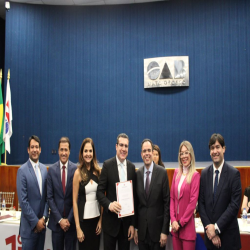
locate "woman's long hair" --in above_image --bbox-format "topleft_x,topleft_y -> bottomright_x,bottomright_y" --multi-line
78,138 -> 101,183
177,141 -> 196,184
153,144 -> 165,168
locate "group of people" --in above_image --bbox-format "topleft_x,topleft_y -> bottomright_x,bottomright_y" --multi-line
16,133 -> 242,250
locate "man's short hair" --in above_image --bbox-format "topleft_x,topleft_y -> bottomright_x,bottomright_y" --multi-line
58,137 -> 71,150
116,133 -> 129,144
28,135 -> 41,148
208,133 -> 225,149
141,139 -> 153,150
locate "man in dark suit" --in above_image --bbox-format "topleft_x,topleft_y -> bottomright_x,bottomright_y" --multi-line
16,135 -> 49,250
47,137 -> 77,250
134,139 -> 170,250
199,133 -> 241,250
97,133 -> 136,250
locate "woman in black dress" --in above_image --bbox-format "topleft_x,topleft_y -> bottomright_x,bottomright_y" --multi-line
73,138 -> 102,250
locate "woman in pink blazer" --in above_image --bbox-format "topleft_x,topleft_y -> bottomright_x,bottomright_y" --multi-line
170,141 -> 200,250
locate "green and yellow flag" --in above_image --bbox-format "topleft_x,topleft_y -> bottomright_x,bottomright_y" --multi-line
0,69 -> 5,164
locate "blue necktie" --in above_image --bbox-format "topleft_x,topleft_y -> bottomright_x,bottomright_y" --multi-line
213,170 -> 219,203
35,164 -> 41,195
120,163 -> 126,182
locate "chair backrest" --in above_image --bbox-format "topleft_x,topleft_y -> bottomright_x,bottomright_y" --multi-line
1,192 -> 15,210
18,201 -> 21,211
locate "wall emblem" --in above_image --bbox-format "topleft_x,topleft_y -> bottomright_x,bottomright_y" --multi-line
144,56 -> 189,88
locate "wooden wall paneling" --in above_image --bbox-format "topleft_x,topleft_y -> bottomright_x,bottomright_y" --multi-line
0,166 -> 19,210
1,165 -> 250,218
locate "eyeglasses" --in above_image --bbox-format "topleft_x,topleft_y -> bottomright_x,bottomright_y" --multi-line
118,143 -> 128,148
142,149 -> 152,153
179,151 -> 190,157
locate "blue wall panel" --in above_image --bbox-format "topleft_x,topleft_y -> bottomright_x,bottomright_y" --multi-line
4,0 -> 250,164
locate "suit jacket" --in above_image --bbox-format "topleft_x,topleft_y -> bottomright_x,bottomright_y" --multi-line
198,162 -> 241,250
97,156 -> 136,237
135,163 -> 170,242
170,169 -> 200,241
47,160 -> 77,232
16,160 -> 49,238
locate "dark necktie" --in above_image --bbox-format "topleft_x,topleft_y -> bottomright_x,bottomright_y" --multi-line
213,170 -> 219,202
145,171 -> 151,198
62,166 -> 66,217
62,166 -> 66,194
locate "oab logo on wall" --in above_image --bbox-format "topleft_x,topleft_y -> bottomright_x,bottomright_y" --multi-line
144,56 -> 189,88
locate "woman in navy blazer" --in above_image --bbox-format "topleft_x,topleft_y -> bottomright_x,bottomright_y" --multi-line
170,141 -> 200,250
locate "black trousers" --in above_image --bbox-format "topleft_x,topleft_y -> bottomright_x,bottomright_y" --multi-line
138,228 -> 165,250
103,221 -> 130,250
52,228 -> 77,250
79,216 -> 100,250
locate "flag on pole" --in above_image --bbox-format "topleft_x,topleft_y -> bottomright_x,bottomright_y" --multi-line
3,77 -> 12,154
0,73 -> 5,163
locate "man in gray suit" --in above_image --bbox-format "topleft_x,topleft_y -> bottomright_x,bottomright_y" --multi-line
17,135 -> 49,250
134,139 -> 170,250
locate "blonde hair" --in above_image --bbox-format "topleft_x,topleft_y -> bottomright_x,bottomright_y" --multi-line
177,141 -> 196,184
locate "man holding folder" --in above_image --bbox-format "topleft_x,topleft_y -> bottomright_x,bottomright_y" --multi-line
97,133 -> 136,250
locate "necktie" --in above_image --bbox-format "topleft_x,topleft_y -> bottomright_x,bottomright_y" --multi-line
145,171 -> 151,198
213,170 -> 219,202
62,166 -> 66,194
120,163 -> 126,182
35,164 -> 41,195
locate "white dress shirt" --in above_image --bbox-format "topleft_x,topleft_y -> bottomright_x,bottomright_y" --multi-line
213,159 -> 224,234
30,158 -> 42,194
213,160 -> 224,191
116,155 -> 127,182
108,156 -> 127,210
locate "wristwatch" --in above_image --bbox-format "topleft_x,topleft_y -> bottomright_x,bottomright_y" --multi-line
43,216 -> 48,223
215,229 -> 219,235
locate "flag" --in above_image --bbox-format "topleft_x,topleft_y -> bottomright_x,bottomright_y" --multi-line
3,78 -> 12,154
0,75 -> 5,163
